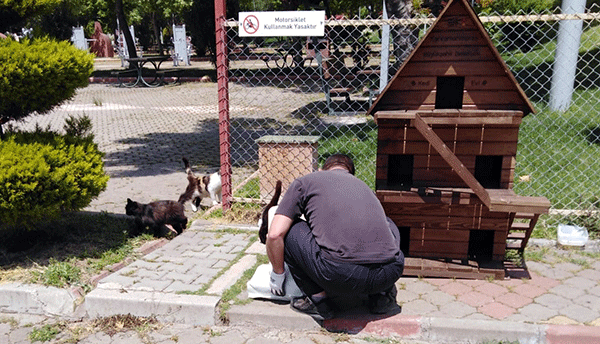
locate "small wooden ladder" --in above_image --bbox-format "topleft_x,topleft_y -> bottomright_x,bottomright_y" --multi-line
506,213 -> 541,253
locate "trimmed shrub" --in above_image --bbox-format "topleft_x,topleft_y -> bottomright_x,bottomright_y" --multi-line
0,38 -> 94,127
0,128 -> 109,227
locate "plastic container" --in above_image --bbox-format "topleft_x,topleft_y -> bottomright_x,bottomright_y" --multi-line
557,224 -> 589,247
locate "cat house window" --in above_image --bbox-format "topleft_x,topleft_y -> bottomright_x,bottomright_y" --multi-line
387,154 -> 413,190
474,155 -> 503,189
435,76 -> 465,109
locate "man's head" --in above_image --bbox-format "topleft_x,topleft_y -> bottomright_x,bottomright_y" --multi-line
322,154 -> 355,175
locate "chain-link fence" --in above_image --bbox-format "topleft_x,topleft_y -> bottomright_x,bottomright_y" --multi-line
223,6 -> 600,229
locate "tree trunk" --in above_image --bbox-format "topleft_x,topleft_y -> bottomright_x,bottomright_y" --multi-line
115,0 -> 137,60
152,12 -> 164,55
385,0 -> 419,74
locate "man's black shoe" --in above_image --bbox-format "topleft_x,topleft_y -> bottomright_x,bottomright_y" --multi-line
368,285 -> 399,314
291,296 -> 334,320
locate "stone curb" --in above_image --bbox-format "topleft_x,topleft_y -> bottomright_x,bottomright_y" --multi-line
545,324 -> 600,344
88,76 -> 207,84
0,283 -> 81,319
84,288 -> 220,325
226,302 -> 600,344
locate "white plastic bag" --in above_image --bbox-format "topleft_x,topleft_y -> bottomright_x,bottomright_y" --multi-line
247,263 -> 303,301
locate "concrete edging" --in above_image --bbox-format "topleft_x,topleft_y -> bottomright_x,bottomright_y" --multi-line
0,283 -> 81,318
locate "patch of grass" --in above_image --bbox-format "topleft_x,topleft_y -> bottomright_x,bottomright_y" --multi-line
0,316 -> 18,328
91,314 -> 161,337
530,212 -> 600,241
524,246 -> 552,263
530,214 -> 557,240
202,202 -> 262,225
213,227 -> 254,235
203,327 -> 223,336
315,120 -> 378,189
333,333 -> 352,342
504,249 -> 524,266
0,212 -> 156,290
31,258 -> 82,288
525,244 -> 600,266
88,234 -> 154,271
29,323 -> 64,342
234,177 -> 260,199
362,337 -> 402,343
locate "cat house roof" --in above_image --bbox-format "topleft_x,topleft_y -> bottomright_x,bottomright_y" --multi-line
367,0 -> 535,116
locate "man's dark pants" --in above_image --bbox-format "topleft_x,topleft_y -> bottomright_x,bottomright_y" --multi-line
283,220 -> 404,298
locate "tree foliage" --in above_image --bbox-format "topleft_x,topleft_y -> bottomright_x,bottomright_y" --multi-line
0,0 -> 61,32
478,0 -> 558,14
0,38 -> 94,129
185,0 -> 238,59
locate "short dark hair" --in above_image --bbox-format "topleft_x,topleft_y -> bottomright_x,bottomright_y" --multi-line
322,154 -> 355,175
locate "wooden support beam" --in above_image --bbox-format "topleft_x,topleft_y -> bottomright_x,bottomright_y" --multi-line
413,114 -> 492,209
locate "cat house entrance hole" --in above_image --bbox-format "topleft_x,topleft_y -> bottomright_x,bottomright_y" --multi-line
435,76 -> 465,109
399,226 -> 411,256
468,229 -> 494,261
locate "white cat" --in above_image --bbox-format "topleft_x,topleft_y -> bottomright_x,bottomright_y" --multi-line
178,158 -> 222,211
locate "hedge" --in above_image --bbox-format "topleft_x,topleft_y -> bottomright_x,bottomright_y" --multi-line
0,130 -> 109,227
0,38 -> 94,124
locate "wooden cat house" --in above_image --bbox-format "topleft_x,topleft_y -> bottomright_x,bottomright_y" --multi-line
367,0 -> 551,279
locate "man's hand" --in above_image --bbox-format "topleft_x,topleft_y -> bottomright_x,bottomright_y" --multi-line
269,270 -> 286,296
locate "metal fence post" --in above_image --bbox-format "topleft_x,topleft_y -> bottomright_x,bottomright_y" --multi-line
549,0 -> 587,112
215,0 -> 232,211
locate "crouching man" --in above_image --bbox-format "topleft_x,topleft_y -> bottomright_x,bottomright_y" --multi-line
266,153 -> 404,320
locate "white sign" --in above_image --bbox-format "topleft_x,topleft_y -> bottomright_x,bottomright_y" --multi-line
239,11 -> 325,37
173,24 -> 189,66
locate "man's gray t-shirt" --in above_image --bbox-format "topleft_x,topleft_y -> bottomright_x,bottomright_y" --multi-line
275,169 -> 399,264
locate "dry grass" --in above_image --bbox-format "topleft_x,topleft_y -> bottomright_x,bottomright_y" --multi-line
91,314 -> 162,336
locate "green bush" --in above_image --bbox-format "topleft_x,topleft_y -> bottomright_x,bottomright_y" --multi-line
0,38 -> 94,128
0,128 -> 109,227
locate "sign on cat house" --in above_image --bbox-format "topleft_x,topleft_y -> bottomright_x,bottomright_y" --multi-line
367,0 -> 550,279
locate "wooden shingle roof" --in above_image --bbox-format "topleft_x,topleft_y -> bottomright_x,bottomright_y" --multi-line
368,0 -> 535,116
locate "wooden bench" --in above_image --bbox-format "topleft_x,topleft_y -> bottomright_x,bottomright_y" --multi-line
328,88 -> 351,101
155,68 -> 182,84
111,70 -> 138,87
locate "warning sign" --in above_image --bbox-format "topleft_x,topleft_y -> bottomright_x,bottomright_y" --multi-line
242,15 -> 259,35
239,11 -> 325,37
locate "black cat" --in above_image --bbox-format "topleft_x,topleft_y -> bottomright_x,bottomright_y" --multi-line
125,198 -> 187,237
258,180 -> 282,244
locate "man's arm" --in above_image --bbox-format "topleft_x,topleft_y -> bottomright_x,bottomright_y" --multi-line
266,214 -> 293,274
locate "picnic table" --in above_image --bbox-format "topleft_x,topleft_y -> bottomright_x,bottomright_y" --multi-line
114,56 -> 171,87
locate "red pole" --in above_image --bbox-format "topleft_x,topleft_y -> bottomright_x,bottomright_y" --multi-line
215,0 -> 231,211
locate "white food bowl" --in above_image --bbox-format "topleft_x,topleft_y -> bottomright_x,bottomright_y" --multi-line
557,224 -> 589,247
